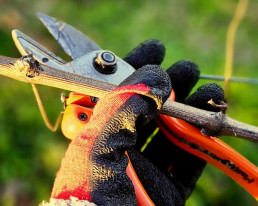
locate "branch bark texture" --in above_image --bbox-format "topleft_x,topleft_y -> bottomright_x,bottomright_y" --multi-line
0,55 -> 257,142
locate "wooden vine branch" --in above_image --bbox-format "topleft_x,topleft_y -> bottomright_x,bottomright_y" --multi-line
0,55 -> 258,143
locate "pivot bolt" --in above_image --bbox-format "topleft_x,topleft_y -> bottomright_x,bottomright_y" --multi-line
94,51 -> 117,74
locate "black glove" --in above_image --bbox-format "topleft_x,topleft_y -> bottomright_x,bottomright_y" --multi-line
47,63 -> 171,205
123,39 -> 225,205
46,39 -> 224,206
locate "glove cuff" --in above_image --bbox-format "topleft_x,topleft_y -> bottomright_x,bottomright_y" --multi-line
40,196 -> 97,206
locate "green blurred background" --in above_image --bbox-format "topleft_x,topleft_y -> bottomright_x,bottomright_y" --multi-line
0,0 -> 257,205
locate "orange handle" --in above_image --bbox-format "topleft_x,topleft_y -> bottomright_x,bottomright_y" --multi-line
61,92 -> 155,205
157,90 -> 258,200
126,152 -> 155,206
61,104 -> 93,140
61,91 -> 258,202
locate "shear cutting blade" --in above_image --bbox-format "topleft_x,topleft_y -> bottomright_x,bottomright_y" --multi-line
12,29 -> 73,73
37,12 -> 101,60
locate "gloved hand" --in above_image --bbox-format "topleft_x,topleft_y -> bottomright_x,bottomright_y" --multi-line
124,40 -> 224,205
42,40 -> 224,206
41,62 -> 171,205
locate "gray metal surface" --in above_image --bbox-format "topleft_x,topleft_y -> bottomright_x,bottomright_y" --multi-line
12,29 -> 135,85
12,30 -> 71,73
67,51 -> 135,85
37,12 -> 101,59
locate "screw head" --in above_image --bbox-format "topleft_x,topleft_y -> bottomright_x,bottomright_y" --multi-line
78,113 -> 88,121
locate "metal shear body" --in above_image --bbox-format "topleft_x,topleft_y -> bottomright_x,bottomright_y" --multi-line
12,13 -> 135,86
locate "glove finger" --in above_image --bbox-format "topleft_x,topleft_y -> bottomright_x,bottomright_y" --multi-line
122,40 -> 166,146
185,83 -> 224,112
139,130 -> 206,202
128,148 -> 184,206
123,39 -> 165,70
119,65 -> 171,103
163,83 -> 225,198
140,82 -> 225,201
166,60 -> 200,102
131,62 -> 224,203
123,63 -> 172,150
135,59 -> 200,149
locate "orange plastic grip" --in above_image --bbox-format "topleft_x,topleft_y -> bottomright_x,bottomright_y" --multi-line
61,104 -> 93,140
157,90 -> 258,200
61,92 -> 155,205
61,92 -> 95,140
126,152 -> 155,206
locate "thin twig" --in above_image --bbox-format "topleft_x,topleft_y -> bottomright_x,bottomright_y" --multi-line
0,55 -> 257,142
224,0 -> 249,96
31,83 -> 63,132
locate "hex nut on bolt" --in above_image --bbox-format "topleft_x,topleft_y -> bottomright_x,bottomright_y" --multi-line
94,50 -> 117,74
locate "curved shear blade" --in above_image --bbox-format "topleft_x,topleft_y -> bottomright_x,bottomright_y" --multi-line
12,29 -> 73,73
37,12 -> 101,60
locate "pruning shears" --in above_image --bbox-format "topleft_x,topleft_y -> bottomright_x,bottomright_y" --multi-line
9,13 -> 258,204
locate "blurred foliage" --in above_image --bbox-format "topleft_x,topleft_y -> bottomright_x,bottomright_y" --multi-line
0,0 -> 257,205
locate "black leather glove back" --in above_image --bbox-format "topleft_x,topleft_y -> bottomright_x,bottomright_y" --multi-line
123,40 -> 225,205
